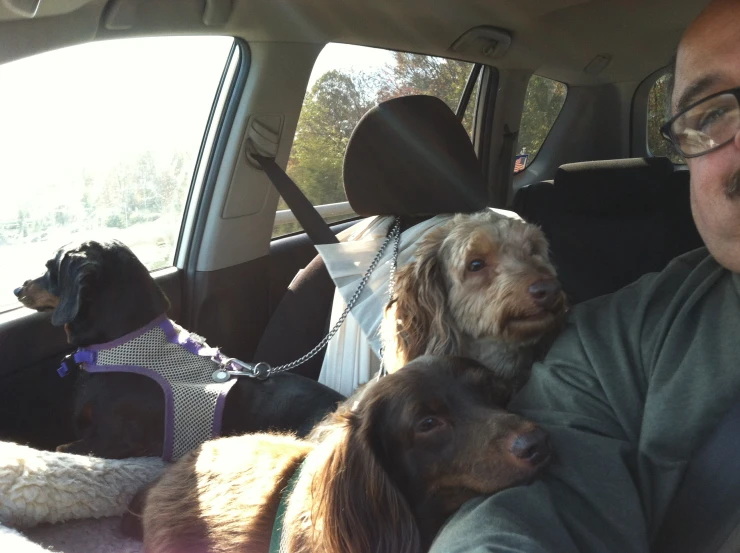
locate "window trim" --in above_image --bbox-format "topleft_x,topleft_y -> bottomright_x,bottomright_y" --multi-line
176,38 -> 246,269
514,74 -> 569,173
182,38 -> 251,281
273,201 -> 356,229
631,65 -> 673,159
478,65 -> 500,185
456,63 -> 483,119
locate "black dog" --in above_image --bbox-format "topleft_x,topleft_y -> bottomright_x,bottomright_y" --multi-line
14,240 -> 344,459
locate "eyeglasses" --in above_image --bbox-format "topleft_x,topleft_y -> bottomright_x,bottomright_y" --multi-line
661,87 -> 740,158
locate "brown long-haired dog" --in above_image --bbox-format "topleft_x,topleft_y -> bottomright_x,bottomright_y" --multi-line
384,210 -> 567,387
138,356 -> 551,553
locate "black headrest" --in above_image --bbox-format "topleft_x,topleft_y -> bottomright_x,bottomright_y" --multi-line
554,157 -> 675,215
343,95 -> 488,217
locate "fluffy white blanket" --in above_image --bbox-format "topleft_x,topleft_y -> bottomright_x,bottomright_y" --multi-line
0,441 -> 166,552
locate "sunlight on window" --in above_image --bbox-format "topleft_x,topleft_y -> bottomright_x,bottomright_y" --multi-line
0,36 -> 234,313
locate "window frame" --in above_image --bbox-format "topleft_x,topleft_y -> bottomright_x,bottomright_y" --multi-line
631,64 -> 686,164
514,74 -> 569,174
178,38 -> 249,270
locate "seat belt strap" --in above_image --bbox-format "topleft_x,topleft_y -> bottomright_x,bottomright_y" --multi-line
493,124 -> 517,207
253,153 -> 339,245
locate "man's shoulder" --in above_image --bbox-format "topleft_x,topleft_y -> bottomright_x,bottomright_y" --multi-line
664,246 -> 717,274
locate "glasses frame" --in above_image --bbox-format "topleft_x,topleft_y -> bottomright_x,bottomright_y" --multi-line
660,86 -> 740,159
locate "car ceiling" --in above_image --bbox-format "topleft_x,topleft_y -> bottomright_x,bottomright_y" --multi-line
0,0 -> 712,85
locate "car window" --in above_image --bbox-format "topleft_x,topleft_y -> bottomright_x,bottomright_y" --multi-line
515,75 -> 568,173
273,44 -> 478,238
647,73 -> 684,164
0,36 -> 235,314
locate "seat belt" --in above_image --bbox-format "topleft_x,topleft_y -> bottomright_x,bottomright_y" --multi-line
252,153 -> 339,246
653,399 -> 740,553
492,124 -> 517,207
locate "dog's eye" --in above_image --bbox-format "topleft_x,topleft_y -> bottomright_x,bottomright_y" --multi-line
416,416 -> 445,433
467,259 -> 485,272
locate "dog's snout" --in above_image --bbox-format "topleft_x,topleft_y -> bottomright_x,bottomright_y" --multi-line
15,280 -> 33,298
528,279 -> 561,309
510,427 -> 550,466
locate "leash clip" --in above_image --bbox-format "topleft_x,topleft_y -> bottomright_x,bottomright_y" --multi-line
211,357 -> 271,382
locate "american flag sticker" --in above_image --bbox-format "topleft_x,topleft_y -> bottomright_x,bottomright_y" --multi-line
514,154 -> 529,174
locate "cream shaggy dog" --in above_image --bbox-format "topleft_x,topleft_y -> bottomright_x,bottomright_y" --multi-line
383,210 -> 567,386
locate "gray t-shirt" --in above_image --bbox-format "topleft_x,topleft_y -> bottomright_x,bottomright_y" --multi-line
430,247 -> 740,552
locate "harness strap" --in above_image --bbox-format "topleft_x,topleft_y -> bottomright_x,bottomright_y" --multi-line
58,316 -> 236,461
269,463 -> 304,553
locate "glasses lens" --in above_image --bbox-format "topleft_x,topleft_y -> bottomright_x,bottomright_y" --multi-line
671,92 -> 740,156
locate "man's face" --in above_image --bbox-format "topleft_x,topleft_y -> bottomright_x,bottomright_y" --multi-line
673,0 -> 740,273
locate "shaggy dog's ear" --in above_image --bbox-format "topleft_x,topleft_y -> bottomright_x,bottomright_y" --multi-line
51,252 -> 100,326
385,226 -> 462,369
306,405 -> 420,553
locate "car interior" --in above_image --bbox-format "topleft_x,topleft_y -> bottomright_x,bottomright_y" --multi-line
0,0 -> 714,546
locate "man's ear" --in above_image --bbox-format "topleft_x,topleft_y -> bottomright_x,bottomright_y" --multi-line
51,253 -> 99,327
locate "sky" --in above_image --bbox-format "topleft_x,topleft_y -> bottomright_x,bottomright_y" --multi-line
309,43 -> 393,88
0,38 -> 391,223
0,36 -> 232,221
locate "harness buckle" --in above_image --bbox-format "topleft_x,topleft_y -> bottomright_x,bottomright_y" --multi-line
210,357 -> 271,382
57,354 -> 77,378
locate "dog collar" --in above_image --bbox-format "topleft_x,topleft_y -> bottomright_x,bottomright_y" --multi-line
60,315 -> 237,461
268,461 -> 304,553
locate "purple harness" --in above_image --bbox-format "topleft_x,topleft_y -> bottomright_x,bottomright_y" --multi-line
60,315 -> 237,461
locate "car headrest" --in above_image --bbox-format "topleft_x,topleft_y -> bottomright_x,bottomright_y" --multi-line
343,95 -> 489,217
554,157 -> 675,215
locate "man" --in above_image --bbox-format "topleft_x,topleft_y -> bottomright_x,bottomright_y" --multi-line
429,0 -> 740,551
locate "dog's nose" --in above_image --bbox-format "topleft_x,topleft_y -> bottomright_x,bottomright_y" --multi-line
13,286 -> 23,297
528,279 -> 562,309
510,427 -> 550,466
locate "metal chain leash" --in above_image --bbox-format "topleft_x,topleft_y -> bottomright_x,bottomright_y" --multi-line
211,217 -> 402,382
376,215 -> 401,380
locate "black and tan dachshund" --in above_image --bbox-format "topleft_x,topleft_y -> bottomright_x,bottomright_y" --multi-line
14,239 -> 344,459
